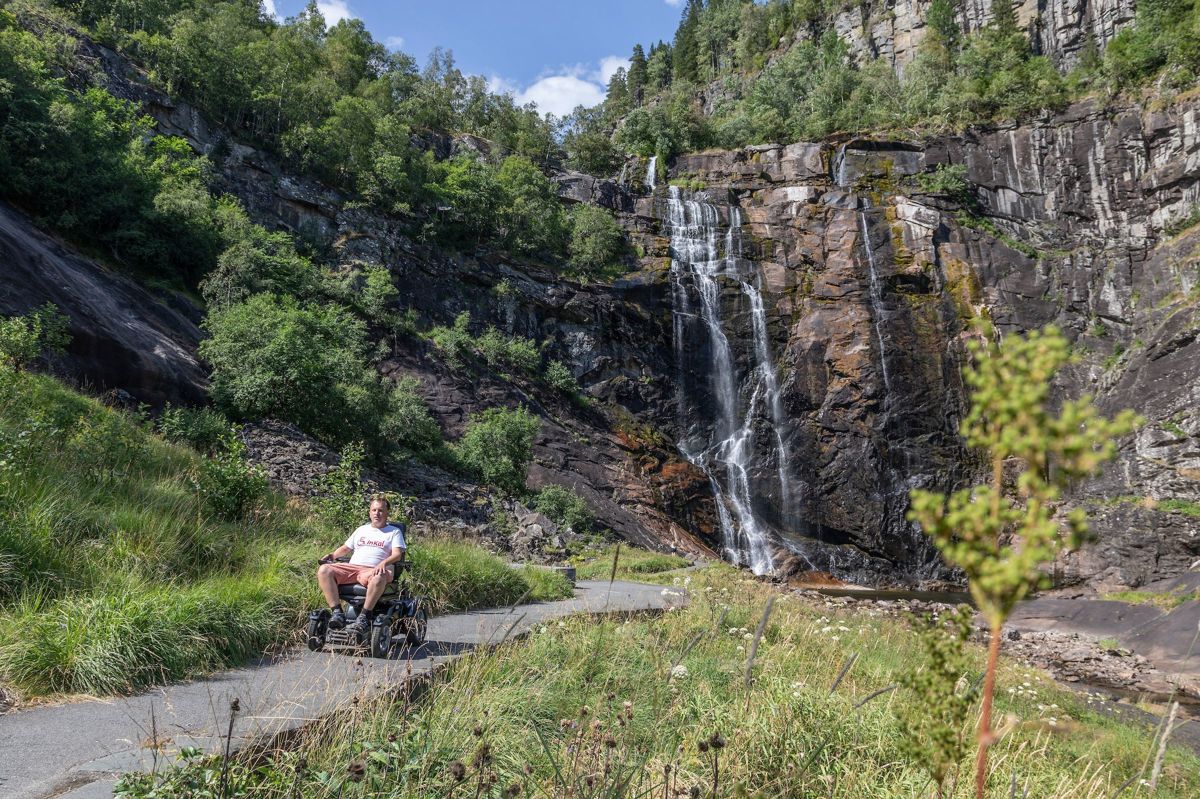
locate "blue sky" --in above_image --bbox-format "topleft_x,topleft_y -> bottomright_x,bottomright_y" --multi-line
264,1 -> 685,116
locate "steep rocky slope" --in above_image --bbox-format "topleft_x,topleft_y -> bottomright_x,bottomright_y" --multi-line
586,95 -> 1199,589
5,24 -> 1196,592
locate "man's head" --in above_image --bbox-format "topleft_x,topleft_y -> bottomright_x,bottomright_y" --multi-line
368,494 -> 390,527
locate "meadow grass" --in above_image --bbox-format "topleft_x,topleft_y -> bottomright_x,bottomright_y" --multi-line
1102,590 -> 1199,610
116,565 -> 1200,798
572,545 -> 691,582
0,372 -> 570,700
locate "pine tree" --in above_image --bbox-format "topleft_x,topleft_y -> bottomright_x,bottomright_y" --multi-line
627,44 -> 648,105
926,0 -> 961,52
673,0 -> 702,83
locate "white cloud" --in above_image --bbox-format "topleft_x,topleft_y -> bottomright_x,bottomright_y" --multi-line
385,35 -> 405,50
261,0 -> 280,20
515,75 -> 606,116
596,55 -> 630,85
317,0 -> 355,26
664,0 -> 683,6
489,55 -> 627,117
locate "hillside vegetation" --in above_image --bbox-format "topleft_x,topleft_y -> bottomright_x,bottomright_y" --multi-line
116,568 -> 1200,799
0,369 -> 569,700
567,0 -> 1200,170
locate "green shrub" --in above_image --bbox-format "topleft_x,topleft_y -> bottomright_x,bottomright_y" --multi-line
568,204 -> 625,274
916,164 -> 972,203
454,406 -> 540,494
545,360 -> 581,394
313,443 -> 385,533
0,304 -> 70,371
380,377 -> 442,455
477,328 -> 541,373
156,404 -> 231,454
193,432 -> 268,521
533,485 -> 595,533
495,155 -> 567,256
428,311 -> 474,367
517,565 -> 575,601
200,294 -> 389,446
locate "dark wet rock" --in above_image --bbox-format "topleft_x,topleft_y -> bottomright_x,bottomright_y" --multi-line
0,203 -> 206,407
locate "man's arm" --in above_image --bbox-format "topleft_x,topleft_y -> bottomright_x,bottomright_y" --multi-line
323,544 -> 353,562
371,546 -> 406,577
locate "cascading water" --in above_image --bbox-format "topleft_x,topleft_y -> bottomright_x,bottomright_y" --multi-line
666,187 -> 794,575
857,207 -> 893,398
645,156 -> 657,190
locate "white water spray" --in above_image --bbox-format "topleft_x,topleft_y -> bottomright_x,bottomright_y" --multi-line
858,207 -> 893,398
645,156 -> 657,190
666,187 -> 794,575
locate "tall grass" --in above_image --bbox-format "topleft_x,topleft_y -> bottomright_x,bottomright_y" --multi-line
0,372 -> 570,700
116,566 -> 1200,798
573,545 -> 690,581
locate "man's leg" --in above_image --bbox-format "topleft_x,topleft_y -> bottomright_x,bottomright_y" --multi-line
361,571 -> 393,612
317,564 -> 341,608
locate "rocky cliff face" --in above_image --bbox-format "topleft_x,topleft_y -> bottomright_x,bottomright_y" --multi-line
597,94 -> 1199,589
807,0 -> 1134,76
12,30 -> 1194,592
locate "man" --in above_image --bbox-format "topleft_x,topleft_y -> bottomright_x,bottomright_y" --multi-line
317,494 -> 407,636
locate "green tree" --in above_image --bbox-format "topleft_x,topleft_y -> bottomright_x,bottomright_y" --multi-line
627,44 -> 648,105
908,324 -> 1139,799
454,406 -> 540,494
200,294 -> 380,445
568,204 -> 625,274
495,156 -> 566,256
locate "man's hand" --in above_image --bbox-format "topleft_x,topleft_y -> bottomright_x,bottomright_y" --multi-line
319,554 -> 335,565
371,564 -> 388,579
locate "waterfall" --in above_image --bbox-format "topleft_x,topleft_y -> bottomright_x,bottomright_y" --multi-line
858,207 -> 893,398
645,156 -> 657,190
666,187 -> 792,575
617,161 -> 628,187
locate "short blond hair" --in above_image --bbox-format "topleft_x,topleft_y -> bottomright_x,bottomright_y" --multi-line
369,494 -> 390,511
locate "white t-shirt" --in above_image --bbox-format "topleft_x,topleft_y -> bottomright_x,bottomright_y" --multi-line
344,523 -> 406,568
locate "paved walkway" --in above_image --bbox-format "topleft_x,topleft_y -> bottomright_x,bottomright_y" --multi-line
0,580 -> 683,799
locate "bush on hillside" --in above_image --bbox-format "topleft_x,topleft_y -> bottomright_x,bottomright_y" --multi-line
545,360 -> 581,395
192,432 -> 268,521
429,311 -> 474,367
201,294 -> 436,450
476,328 -> 541,373
454,406 -> 540,494
0,304 -> 70,371
156,404 -> 231,454
533,485 -> 594,533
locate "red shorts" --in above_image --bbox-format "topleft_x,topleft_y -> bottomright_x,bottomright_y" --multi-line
323,562 -> 393,587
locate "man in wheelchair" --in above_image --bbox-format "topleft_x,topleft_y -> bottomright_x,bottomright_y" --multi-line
317,494 -> 406,637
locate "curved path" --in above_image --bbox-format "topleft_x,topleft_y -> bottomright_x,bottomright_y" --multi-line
0,579 -> 683,799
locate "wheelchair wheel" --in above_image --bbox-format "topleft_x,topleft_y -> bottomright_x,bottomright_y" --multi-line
405,606 -> 428,646
305,610 -> 328,652
369,619 -> 393,659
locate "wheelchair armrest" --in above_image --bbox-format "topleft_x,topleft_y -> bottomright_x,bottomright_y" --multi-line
394,560 -> 412,573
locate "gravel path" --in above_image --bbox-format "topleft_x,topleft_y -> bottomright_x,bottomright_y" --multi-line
0,579 -> 684,799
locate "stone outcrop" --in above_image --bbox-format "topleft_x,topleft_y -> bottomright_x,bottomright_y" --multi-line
798,0 -> 1134,77
0,203 -> 206,406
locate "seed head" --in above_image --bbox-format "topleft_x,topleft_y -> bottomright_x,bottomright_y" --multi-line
579,705 -> 591,716
229,698 -> 241,713
346,760 -> 366,782
709,732 -> 726,750
448,761 -> 467,781
697,740 -> 710,754
507,783 -> 522,797
473,724 -> 484,737
689,786 -> 701,798
604,736 -> 617,749
387,732 -> 397,743
472,743 -> 492,768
